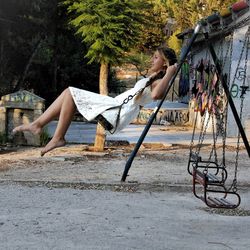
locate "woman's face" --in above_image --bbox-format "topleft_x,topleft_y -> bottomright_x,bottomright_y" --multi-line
150,50 -> 169,72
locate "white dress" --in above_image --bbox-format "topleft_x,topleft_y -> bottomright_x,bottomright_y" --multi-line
69,77 -> 153,133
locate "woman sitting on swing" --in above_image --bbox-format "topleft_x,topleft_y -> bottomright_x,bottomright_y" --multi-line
13,46 -> 178,156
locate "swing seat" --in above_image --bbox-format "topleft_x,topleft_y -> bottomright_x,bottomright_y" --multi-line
205,194 -> 241,209
193,165 -> 227,185
187,152 -> 221,177
193,166 -> 241,209
96,115 -> 114,131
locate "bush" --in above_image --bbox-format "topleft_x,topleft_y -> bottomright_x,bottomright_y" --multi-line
40,127 -> 51,146
0,133 -> 7,145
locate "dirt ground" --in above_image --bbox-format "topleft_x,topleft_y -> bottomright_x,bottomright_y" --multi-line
0,143 -> 249,189
0,143 -> 250,249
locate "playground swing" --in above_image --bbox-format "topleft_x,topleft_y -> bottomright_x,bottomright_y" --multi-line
192,87 -> 247,209
121,21 -> 250,205
191,109 -> 241,209
189,28 -> 249,209
187,35 -> 233,178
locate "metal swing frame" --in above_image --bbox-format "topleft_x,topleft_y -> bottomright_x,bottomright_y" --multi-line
121,21 -> 250,183
191,27 -> 249,209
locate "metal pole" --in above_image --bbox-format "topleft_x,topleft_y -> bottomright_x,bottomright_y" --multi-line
121,23 -> 202,182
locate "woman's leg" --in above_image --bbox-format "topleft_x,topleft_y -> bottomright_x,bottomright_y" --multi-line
40,88 -> 76,156
13,88 -> 69,134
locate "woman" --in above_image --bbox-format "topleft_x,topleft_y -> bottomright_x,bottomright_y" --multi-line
13,47 -> 177,156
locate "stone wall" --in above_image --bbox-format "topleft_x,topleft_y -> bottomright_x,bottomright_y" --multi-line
0,90 -> 45,146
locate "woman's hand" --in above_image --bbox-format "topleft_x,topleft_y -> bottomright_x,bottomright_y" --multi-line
151,63 -> 178,100
165,63 -> 178,76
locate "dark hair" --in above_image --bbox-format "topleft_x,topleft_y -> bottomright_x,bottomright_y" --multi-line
157,46 -> 177,66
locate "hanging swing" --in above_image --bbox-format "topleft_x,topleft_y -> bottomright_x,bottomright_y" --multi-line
188,28 -> 249,209
188,44 -> 225,178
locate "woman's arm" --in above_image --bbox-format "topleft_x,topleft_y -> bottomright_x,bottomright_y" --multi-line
151,64 -> 177,100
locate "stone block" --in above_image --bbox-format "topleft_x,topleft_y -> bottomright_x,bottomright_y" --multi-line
0,90 -> 45,146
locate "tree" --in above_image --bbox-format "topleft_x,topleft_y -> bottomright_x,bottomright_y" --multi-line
0,0 -> 56,93
0,0 -> 100,101
165,0 -> 238,30
64,0 -> 152,151
164,0 -> 238,52
136,0 -> 169,51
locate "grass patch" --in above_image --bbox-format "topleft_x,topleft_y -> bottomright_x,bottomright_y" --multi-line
0,132 -> 7,145
40,127 -> 51,146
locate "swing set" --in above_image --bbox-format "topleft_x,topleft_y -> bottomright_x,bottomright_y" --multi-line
120,17 -> 250,209
188,27 -> 249,208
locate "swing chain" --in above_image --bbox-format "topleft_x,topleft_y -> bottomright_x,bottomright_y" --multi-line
230,28 -> 249,93
109,71 -> 167,133
222,33 -> 233,70
108,86 -> 147,134
197,34 -> 233,167
221,34 -> 233,167
232,29 -> 249,191
120,70 -> 166,107
121,86 -> 145,106
207,113 -> 218,164
221,33 -> 234,167
196,111 -> 211,156
221,102 -> 228,167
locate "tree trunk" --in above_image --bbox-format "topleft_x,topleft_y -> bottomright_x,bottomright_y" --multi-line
93,62 -> 109,151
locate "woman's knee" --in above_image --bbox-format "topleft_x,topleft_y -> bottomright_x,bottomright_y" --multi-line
65,88 -> 76,107
62,87 -> 71,98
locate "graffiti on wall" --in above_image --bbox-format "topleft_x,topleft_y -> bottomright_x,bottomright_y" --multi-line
136,108 -> 189,125
230,66 -> 249,98
164,110 -> 189,124
8,92 -> 35,102
1,90 -> 44,104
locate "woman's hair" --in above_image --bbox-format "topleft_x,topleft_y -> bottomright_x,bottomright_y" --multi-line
157,46 -> 177,66
147,47 -> 177,83
135,47 -> 177,101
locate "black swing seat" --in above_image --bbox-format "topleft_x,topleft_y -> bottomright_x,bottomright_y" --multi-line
193,165 -> 227,185
204,193 -> 241,209
187,152 -> 220,176
193,166 -> 241,209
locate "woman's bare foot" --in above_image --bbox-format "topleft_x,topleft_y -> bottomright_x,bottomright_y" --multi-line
12,122 -> 42,135
40,138 -> 66,157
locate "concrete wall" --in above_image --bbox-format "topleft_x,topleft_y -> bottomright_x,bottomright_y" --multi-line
227,25 -> 250,138
188,24 -> 249,139
0,90 -> 45,146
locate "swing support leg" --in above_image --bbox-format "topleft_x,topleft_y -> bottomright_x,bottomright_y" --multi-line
121,21 -> 250,182
121,23 -> 202,182
204,32 -> 250,158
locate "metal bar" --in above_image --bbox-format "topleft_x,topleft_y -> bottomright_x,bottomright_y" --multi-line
121,23 -> 202,182
205,33 -> 250,158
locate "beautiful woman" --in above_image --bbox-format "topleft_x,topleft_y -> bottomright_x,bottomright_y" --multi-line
13,47 -> 177,156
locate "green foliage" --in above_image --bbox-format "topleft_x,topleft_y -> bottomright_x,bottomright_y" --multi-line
40,127 -> 51,146
63,0 -> 153,65
165,0 -> 238,31
121,51 -> 151,77
0,0 -> 239,100
168,29 -> 182,55
0,133 -> 7,145
136,0 -> 169,51
0,0 -> 100,100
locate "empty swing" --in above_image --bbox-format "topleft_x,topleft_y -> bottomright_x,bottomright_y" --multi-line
188,29 -> 249,209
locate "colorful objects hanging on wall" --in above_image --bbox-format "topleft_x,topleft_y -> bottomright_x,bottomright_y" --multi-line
231,0 -> 249,12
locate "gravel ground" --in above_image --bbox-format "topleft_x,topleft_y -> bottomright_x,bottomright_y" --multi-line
0,184 -> 250,250
0,144 -> 249,249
